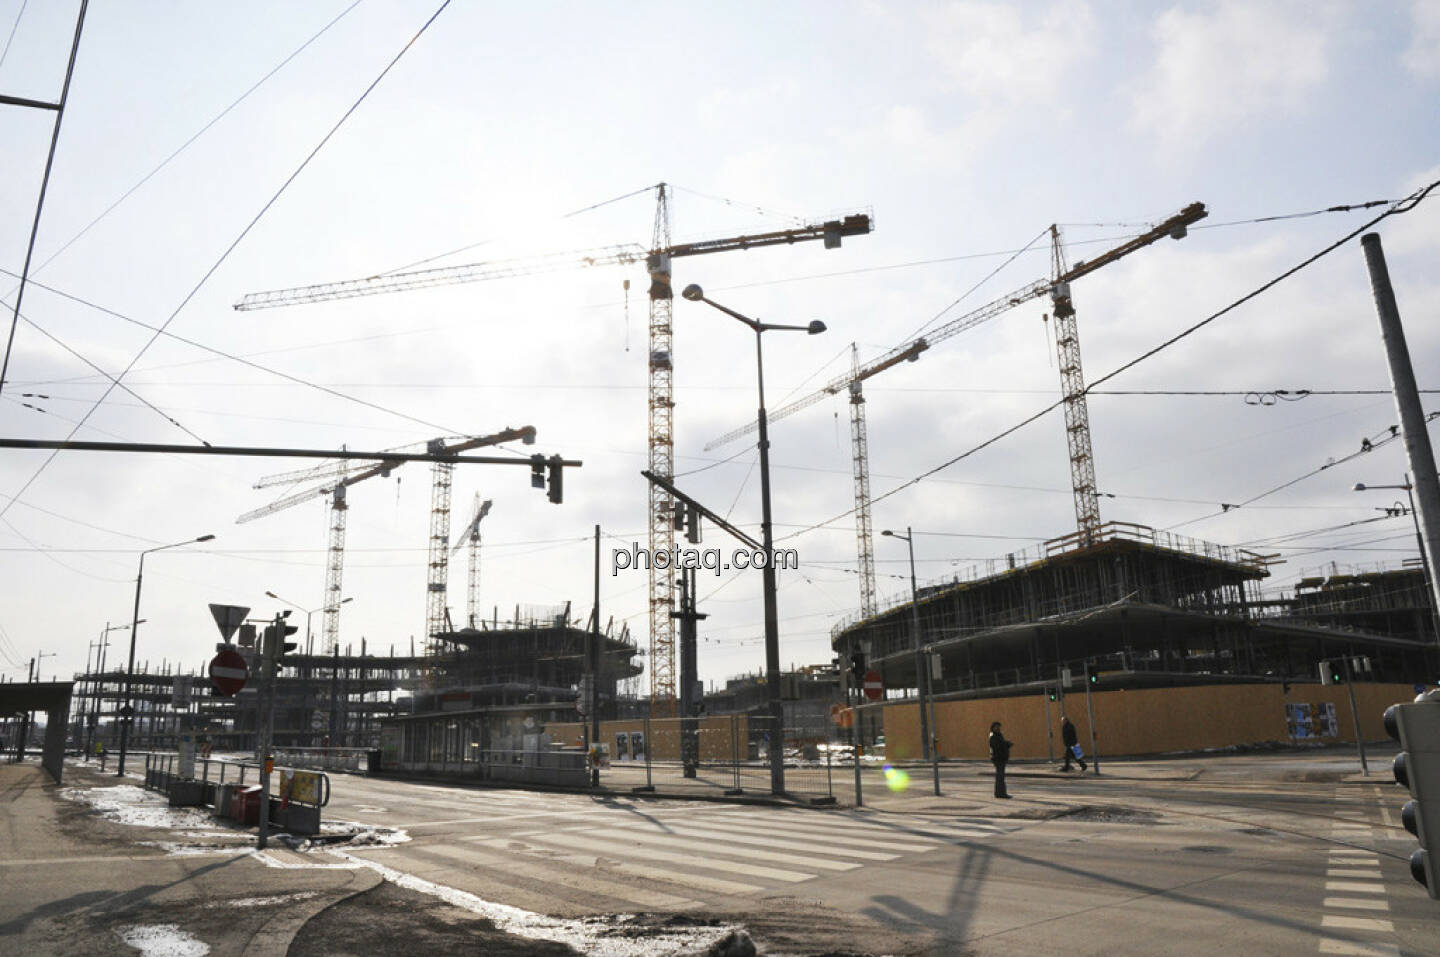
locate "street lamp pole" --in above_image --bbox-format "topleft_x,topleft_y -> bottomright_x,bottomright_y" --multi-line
882,527 -> 939,794
682,283 -> 825,796
266,591 -> 352,657
117,534 -> 214,776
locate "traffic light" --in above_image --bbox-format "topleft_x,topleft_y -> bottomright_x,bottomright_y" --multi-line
1047,687 -> 1058,702
1384,692 -> 1440,898
546,454 -> 563,504
1319,661 -> 1344,685
849,651 -> 865,684
262,618 -> 300,664
1089,672 -> 1099,685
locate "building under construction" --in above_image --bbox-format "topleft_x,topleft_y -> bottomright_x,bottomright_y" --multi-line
834,521 -> 1439,759
64,602 -> 641,755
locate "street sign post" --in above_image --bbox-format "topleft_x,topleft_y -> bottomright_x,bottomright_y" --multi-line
208,646 -> 249,697
208,603 -> 250,643
863,670 -> 883,701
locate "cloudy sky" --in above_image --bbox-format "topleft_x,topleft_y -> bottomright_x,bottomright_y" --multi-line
1,1 -> 1437,695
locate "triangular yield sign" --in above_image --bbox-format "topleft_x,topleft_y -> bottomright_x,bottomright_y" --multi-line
208,603 -> 250,641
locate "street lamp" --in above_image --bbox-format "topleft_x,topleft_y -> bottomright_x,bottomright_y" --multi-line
117,533 -> 215,776
265,591 -> 353,655
881,527 -> 941,795
681,283 -> 825,796
85,622 -> 131,759
1354,476 -> 1440,647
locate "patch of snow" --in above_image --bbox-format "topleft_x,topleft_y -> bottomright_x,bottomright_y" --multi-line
61,785 -> 216,830
323,821 -> 410,846
328,849 -> 735,956
209,891 -> 319,908
116,923 -> 210,956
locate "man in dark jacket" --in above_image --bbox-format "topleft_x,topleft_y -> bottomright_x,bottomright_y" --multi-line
988,721 -> 1012,798
1061,715 -> 1088,772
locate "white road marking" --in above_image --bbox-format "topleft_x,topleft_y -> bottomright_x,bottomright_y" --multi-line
606,817 -> 910,859
1318,940 -> 1401,956
1324,881 -> 1386,894
1319,915 -> 1395,932
595,823 -> 872,867
1322,897 -> 1389,911
688,814 -> 952,851
521,831 -> 816,883
1325,869 -> 1383,880
466,837 -> 761,896
413,843 -> 701,910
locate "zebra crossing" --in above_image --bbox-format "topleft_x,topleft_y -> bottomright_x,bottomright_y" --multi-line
341,805 -> 1012,910
1315,786 -> 1402,957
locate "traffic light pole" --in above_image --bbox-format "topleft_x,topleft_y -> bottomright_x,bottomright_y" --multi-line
256,613 -> 282,850
1084,660 -> 1100,775
1342,657 -> 1368,776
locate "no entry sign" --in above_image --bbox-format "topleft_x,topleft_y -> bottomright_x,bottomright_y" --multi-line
209,646 -> 249,697
863,669 -> 883,701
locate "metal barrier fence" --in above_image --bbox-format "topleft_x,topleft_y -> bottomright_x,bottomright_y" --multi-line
137,750 -> 331,834
272,746 -> 373,774
589,716 -> 838,803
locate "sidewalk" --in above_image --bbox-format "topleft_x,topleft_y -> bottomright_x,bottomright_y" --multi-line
0,760 -> 380,956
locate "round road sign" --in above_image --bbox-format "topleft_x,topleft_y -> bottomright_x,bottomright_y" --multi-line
863,669 -> 883,701
209,646 -> 249,697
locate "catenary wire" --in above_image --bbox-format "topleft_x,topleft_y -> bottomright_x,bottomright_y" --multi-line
772,180 -> 1439,546
0,0 -> 459,524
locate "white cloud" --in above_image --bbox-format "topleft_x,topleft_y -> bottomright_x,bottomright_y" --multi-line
1404,0 -> 1440,79
922,1 -> 1099,104
1131,1 -> 1337,148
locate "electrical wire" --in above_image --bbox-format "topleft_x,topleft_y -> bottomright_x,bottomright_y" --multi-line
773,179 -> 1440,546
0,0 -> 26,70
0,0 -> 88,397
0,1 -> 471,524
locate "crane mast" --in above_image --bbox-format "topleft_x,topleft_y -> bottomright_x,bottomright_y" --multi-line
1047,202 -> 1207,545
849,345 -> 877,619
452,495 -> 493,629
425,427 -> 535,651
647,186 -> 678,714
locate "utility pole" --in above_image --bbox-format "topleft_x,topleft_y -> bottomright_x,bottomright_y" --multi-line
589,525 -> 601,787
1362,232 -> 1440,648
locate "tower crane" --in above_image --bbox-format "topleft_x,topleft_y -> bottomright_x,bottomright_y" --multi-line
241,450 -> 404,652
706,202 -> 1206,613
452,494 -> 493,630
425,427 -> 534,650
233,183 -> 873,714
241,425 -> 537,654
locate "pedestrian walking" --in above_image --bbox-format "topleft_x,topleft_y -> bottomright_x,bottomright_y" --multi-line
95,740 -> 107,772
988,721 -> 1012,799
1061,715 -> 1088,772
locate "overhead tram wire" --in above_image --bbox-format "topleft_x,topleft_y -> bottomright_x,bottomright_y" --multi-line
0,267 -> 494,440
0,2 -> 363,310
372,184 -> 660,277
0,0 -> 88,398
0,0 -> 459,524
0,0 -> 26,70
1163,410 -> 1435,532
772,179 -> 1440,547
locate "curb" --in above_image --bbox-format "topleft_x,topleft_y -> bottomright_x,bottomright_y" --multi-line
240,866 -> 382,957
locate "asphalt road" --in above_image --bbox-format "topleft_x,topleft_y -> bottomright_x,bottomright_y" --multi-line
304,757 -> 1432,956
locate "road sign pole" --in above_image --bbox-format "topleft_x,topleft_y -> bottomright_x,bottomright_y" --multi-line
256,614 -> 279,850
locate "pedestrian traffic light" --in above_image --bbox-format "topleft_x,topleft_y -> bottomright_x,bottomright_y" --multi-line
1384,692 -> 1440,899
